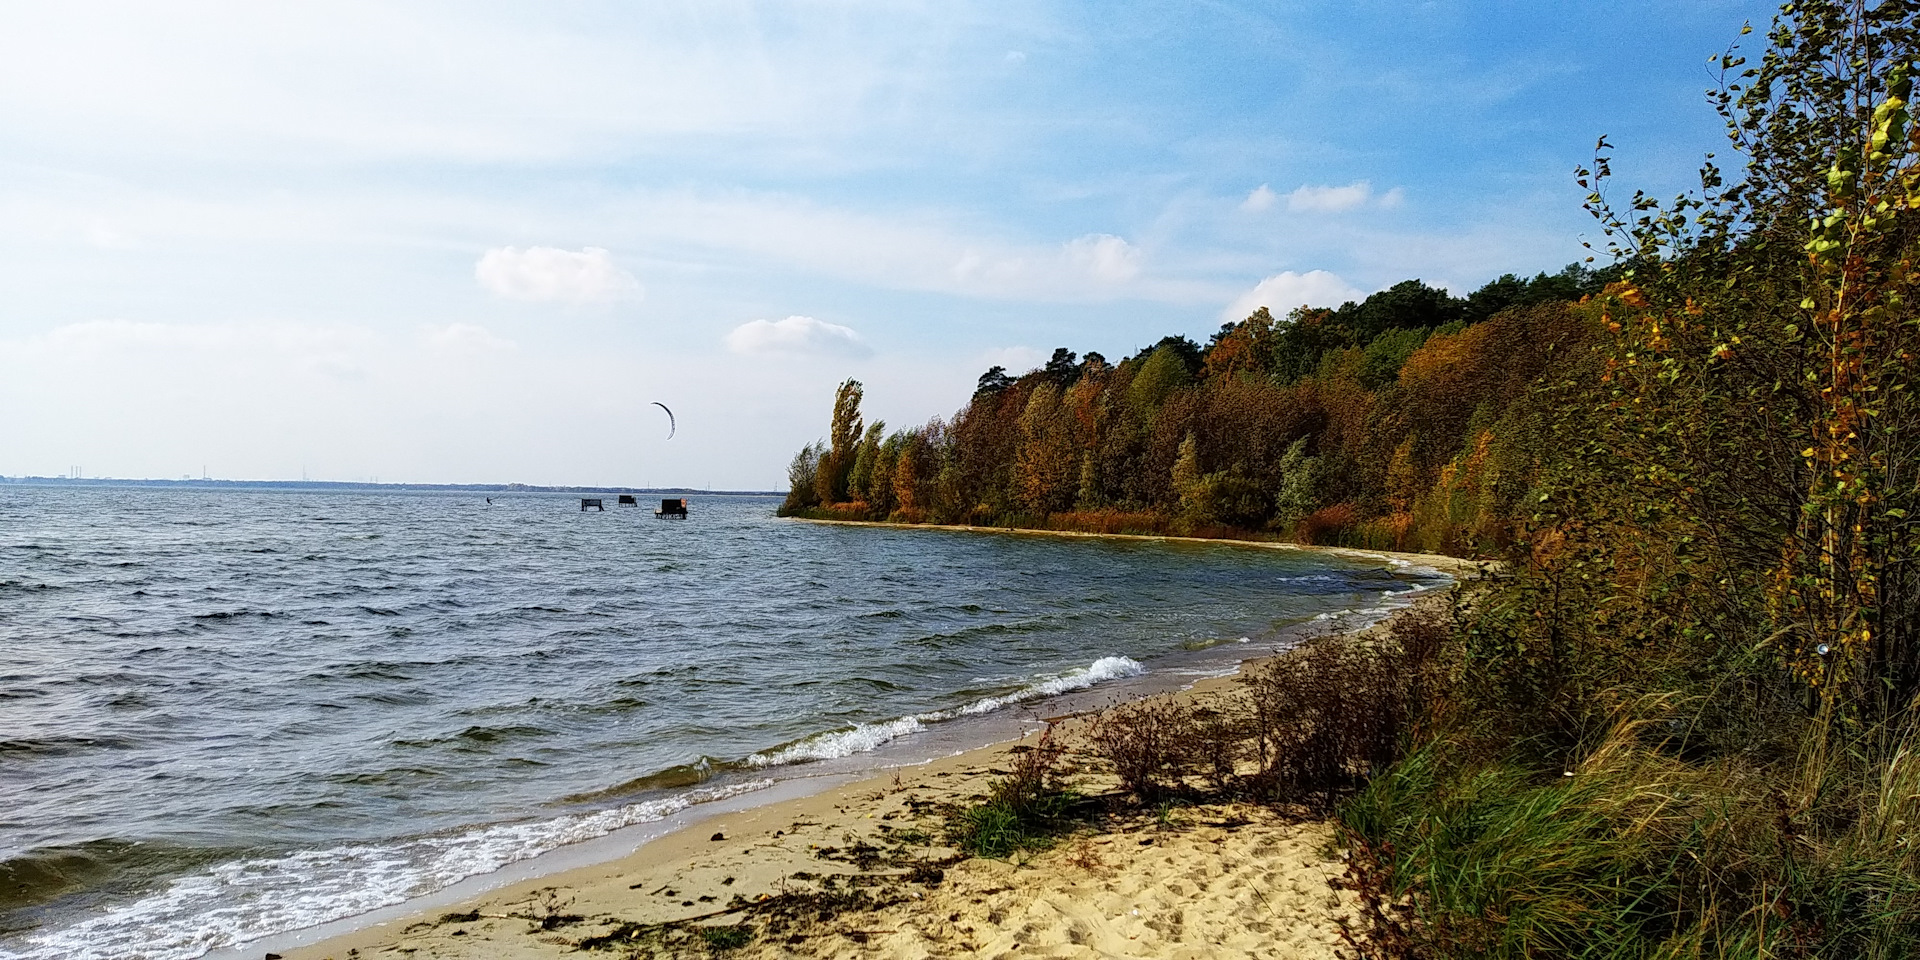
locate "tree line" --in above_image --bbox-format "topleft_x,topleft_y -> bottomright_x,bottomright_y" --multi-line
781,264 -> 1616,557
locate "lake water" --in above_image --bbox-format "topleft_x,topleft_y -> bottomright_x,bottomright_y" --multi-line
0,486 -> 1443,959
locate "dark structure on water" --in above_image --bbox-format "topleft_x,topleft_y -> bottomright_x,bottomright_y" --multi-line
656,498 -> 689,519
580,498 -> 604,511
617,494 -> 638,506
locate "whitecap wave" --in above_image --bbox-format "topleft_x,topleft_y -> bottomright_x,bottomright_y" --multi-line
747,715 -> 927,767
954,655 -> 1144,716
744,655 -> 1147,767
13,779 -> 772,960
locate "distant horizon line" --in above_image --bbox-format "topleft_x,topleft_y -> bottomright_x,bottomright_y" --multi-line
0,476 -> 786,496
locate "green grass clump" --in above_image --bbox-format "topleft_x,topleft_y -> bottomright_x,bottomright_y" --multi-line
948,728 -> 1082,859
697,924 -> 753,951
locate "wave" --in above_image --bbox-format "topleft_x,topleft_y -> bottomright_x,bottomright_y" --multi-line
744,654 -> 1145,767
747,715 -> 927,767
7,778 -> 773,960
954,656 -> 1144,716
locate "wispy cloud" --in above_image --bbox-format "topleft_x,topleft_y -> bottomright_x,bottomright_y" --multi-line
725,316 -> 872,358
421,323 -> 515,352
636,190 -> 1180,303
1222,270 -> 1365,321
1241,184 -> 1278,212
1286,181 -> 1402,214
942,231 -> 1148,298
475,246 -> 641,304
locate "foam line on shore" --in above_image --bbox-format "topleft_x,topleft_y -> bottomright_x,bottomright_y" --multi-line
12,780 -> 774,960
746,655 -> 1146,767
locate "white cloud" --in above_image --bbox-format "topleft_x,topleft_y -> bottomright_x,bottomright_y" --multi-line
1062,233 -> 1141,283
1222,270 -> 1366,321
1241,184 -> 1278,212
1379,186 -> 1407,209
1287,181 -> 1373,213
944,231 -> 1149,298
725,315 -> 872,358
474,246 -> 642,303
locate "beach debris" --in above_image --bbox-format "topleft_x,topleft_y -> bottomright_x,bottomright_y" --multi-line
508,888 -> 582,931
710,831 -> 726,841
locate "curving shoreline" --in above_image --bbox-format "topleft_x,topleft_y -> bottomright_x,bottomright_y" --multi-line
784,515 -> 1495,579
260,577 -> 1464,960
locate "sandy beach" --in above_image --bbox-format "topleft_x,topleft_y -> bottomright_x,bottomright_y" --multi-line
269,575 -> 1465,960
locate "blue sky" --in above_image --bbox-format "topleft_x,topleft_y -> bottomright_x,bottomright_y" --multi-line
0,0 -> 1772,488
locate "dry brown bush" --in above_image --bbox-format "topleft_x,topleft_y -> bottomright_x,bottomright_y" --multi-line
1084,700 -> 1198,803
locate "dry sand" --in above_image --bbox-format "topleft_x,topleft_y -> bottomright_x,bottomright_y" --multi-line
276,580 -> 1465,960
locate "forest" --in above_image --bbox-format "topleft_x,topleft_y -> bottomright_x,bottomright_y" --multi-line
779,264 -> 1614,556
787,2 -> 1920,955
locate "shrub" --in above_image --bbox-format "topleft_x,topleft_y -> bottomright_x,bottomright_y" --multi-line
1042,509 -> 1173,536
1295,502 -> 1357,545
1085,700 -> 1200,803
1243,639 -> 1407,810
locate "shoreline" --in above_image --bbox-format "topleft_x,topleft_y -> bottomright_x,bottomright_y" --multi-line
262,587 -> 1458,960
785,515 -> 1494,579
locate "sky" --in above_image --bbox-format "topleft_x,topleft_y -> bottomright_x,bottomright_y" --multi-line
0,0 -> 1775,490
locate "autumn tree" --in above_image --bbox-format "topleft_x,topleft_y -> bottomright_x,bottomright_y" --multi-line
1574,0 -> 1920,716
847,421 -> 885,502
779,441 -> 825,514
1127,344 -> 1192,416
813,379 -> 864,505
1203,308 -> 1277,380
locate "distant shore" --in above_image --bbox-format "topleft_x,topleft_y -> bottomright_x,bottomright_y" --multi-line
788,515 -> 1495,579
264,585 -> 1460,960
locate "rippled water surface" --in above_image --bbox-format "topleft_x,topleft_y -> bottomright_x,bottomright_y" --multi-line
0,485 -> 1439,958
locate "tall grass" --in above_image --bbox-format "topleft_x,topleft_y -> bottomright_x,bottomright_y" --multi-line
1340,685 -> 1920,958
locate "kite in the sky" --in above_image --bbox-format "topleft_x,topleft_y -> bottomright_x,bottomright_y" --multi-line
652,402 -> 676,439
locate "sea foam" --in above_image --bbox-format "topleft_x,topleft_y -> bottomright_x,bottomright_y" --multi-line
11,779 -> 771,960
747,715 -> 928,766
954,655 -> 1144,715
745,655 -> 1146,766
